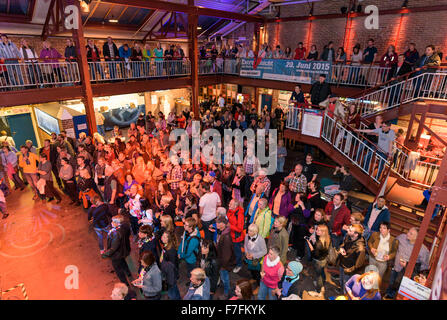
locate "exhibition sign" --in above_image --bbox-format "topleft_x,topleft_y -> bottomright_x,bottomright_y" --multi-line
240,58 -> 332,84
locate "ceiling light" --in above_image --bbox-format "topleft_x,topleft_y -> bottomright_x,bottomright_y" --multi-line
197,26 -> 202,30
109,19 -> 118,23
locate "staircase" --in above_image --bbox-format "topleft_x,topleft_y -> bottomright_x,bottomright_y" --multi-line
284,107 -> 440,246
353,71 -> 447,118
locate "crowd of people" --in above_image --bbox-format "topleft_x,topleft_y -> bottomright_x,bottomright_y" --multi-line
0,91 -> 432,300
2,32 -> 444,89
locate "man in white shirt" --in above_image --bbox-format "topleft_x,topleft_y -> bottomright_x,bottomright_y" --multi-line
218,94 -> 225,108
199,182 -> 221,241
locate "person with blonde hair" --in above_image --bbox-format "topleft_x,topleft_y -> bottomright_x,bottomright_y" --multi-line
306,224 -> 331,290
110,282 -> 136,300
345,267 -> 381,300
183,268 -> 210,300
268,216 -> 289,265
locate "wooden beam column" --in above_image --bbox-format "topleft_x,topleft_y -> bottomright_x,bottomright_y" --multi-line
64,0 -> 97,136
188,0 -> 199,120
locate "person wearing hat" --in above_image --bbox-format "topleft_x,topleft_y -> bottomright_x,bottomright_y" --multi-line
250,169 -> 271,197
207,171 -> 222,201
310,74 -> 332,106
0,130 -> 15,148
345,266 -> 381,300
274,261 -> 315,299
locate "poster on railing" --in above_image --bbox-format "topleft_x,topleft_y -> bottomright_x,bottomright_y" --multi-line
240,58 -> 332,84
301,109 -> 323,138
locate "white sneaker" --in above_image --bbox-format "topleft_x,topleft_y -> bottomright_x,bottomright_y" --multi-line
233,266 -> 242,273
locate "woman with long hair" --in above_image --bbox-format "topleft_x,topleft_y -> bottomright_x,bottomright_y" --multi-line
345,270 -> 381,300
289,192 -> 311,261
230,279 -> 254,300
306,224 -> 331,290
199,239 -> 219,296
160,231 -> 181,300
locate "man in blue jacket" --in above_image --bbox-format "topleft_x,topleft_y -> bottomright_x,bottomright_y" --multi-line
178,217 -> 201,281
363,196 -> 390,241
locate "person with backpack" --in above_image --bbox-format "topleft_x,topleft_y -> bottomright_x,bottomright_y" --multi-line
88,195 -> 112,253
178,217 -> 201,282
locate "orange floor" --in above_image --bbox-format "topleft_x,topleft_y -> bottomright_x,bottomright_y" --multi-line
0,187 -> 127,300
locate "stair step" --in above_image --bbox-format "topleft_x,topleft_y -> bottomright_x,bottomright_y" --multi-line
389,205 -> 438,232
389,216 -> 436,237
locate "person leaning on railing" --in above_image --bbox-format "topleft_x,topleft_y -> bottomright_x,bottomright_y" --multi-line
39,40 -> 63,85
0,34 -> 24,87
103,37 -> 119,79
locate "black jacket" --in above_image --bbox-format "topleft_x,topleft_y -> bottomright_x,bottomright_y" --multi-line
310,81 -> 332,105
277,276 -> 316,299
390,61 -> 412,80
102,42 -> 119,61
87,203 -> 111,229
320,47 -> 335,62
199,252 -> 219,293
103,223 -> 131,260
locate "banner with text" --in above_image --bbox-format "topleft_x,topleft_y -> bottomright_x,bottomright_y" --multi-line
240,58 -> 332,84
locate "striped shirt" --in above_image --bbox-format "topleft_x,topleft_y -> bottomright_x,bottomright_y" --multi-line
0,41 -> 21,60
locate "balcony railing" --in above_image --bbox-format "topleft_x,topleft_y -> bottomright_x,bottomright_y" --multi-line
0,61 -> 80,89
0,58 -> 396,91
88,60 -> 191,82
355,72 -> 447,117
286,105 -> 440,187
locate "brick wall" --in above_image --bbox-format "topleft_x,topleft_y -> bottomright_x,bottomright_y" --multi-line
229,0 -> 447,60
7,35 -> 189,58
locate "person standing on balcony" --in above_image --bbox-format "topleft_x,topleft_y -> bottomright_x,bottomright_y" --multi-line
310,74 -> 332,106
86,39 -> 103,81
306,45 -> 318,61
103,37 -> 119,80
388,54 -> 413,106
0,34 -> 24,87
273,45 -> 283,59
380,45 -> 399,82
403,42 -> 419,68
64,39 -> 77,62
320,41 -> 335,62
153,43 -> 164,76
363,39 -> 378,64
131,43 -> 144,78
289,84 -> 306,105
119,43 -> 132,77
294,42 -> 306,60
19,39 -> 40,86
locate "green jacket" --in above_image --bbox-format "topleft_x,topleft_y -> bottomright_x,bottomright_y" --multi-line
253,206 -> 273,239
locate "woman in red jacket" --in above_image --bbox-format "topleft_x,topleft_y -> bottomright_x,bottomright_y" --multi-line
227,199 -> 245,273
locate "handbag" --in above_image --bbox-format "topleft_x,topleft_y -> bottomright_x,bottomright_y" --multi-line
327,244 -> 338,266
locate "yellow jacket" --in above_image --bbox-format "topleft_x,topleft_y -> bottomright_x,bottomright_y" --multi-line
18,152 -> 39,174
253,207 -> 273,239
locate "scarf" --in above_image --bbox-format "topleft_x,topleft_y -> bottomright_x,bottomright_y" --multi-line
376,233 -> 390,261
265,256 -> 280,268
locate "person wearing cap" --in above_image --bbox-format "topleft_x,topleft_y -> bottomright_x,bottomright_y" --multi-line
310,74 -> 332,106
0,130 -> 15,148
207,171 -> 222,201
345,268 -> 381,300
274,261 -> 315,299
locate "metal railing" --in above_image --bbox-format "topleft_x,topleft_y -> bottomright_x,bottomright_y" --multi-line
355,72 -> 447,117
392,145 -> 441,187
87,59 -> 191,81
286,105 -> 440,187
0,61 -> 80,89
198,59 -> 239,75
286,105 -> 389,183
330,64 -> 391,87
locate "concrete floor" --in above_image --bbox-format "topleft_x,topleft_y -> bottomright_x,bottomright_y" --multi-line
0,148 -> 375,300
